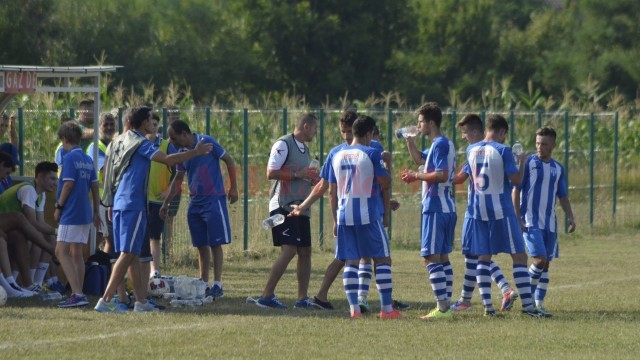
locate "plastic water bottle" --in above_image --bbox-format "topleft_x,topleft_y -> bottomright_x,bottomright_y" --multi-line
41,291 -> 63,301
418,165 -> 425,172
262,214 -> 285,229
304,158 -> 320,183
394,125 -> 418,139
512,141 -> 523,156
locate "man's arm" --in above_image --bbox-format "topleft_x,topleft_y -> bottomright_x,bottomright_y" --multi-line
329,183 -> 338,236
453,166 -> 469,185
401,169 -> 448,184
508,153 -> 527,186
90,181 -> 102,228
405,137 -> 424,165
289,179 -> 329,216
221,153 -> 239,204
53,180 -> 74,226
559,197 -> 576,233
267,165 -> 318,183
152,138 -> 212,167
9,114 -> 18,146
25,205 -> 56,236
512,188 -> 525,231
377,174 -> 391,227
159,171 -> 185,219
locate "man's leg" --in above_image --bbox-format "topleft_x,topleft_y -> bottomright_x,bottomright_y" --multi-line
6,230 -> 32,287
343,259 -> 360,317
296,246 -> 311,301
476,254 -> 495,313
373,256 -> 397,317
103,252 -> 136,302
150,238 -> 162,275
511,252 -> 535,313
357,257 -> 373,304
198,246 -> 211,282
212,245 -> 223,283
261,245 -> 297,299
313,258 -> 344,307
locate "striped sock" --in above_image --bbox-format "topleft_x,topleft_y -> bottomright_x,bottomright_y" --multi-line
375,264 -> 393,313
343,264 -> 359,314
513,264 -> 534,310
476,261 -> 493,311
427,263 -> 448,311
529,263 -> 544,295
490,261 -> 511,295
442,261 -> 453,302
357,262 -> 373,300
535,269 -> 549,307
461,255 -> 478,303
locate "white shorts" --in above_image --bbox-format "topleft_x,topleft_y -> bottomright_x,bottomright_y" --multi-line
57,224 -> 92,244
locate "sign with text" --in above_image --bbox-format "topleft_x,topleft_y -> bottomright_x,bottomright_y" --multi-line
3,71 -> 37,93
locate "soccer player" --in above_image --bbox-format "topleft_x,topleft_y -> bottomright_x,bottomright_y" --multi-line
450,114 -> 517,312
254,114 -> 319,309
94,106 -> 212,313
513,127 -> 576,317
54,121 -> 101,308
161,119 -> 238,300
0,161 -> 59,293
464,114 -> 538,317
291,115 -> 401,319
400,102 -> 456,319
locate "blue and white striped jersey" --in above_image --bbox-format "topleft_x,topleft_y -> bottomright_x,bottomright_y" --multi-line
421,136 -> 456,214
518,155 -> 568,232
464,141 -> 518,220
327,144 -> 387,225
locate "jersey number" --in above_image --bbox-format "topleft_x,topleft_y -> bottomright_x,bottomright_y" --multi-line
474,162 -> 490,192
340,164 -> 356,194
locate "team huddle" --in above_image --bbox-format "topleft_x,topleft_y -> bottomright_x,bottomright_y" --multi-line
0,102 -> 575,318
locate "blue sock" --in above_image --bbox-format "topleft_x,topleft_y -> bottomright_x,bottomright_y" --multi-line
357,262 -> 373,300
461,255 -> 477,302
427,263 -> 448,311
513,264 -> 534,311
529,263 -> 544,295
375,264 -> 393,313
535,269 -> 549,308
442,261 -> 453,302
476,261 -> 493,311
343,264 -> 359,313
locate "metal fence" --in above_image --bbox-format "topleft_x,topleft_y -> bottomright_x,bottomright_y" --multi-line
6,107 -> 639,265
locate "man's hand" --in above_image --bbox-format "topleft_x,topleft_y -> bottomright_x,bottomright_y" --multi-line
93,212 -> 103,229
159,205 -> 168,220
194,138 -> 213,155
297,167 -> 319,183
288,204 -> 304,217
400,169 -> 419,184
228,188 -> 239,204
567,217 -> 576,233
390,199 -> 400,211
54,209 -> 61,223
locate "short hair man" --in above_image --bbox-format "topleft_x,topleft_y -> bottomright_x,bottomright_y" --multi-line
254,114 -> 319,309
291,115 -> 401,319
513,127 -> 576,317
162,119 -> 238,299
0,145 -> 18,193
463,114 -> 538,317
54,121 -> 101,308
94,106 -> 212,313
450,114 -> 517,312
401,102 -> 457,319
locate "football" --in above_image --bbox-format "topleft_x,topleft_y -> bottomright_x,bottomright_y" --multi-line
0,286 -> 7,306
149,278 -> 170,296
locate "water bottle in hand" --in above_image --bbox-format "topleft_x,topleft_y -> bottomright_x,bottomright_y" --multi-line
263,214 -> 285,230
512,141 -> 523,156
395,125 -> 418,139
304,158 -> 320,183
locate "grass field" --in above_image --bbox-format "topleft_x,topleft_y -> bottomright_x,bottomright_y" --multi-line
1,226 -> 639,359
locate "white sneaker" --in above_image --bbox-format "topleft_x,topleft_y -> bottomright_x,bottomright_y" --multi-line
5,283 -> 32,298
134,301 -> 160,312
150,271 -> 160,278
26,283 -> 43,294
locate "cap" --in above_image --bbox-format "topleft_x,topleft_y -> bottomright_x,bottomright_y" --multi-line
0,143 -> 20,166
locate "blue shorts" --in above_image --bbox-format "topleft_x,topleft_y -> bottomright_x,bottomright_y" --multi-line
461,216 -> 473,255
421,212 -> 457,257
524,227 -> 558,260
187,197 -> 232,248
336,220 -> 390,261
468,216 -> 525,255
147,203 -> 165,240
112,210 -> 147,256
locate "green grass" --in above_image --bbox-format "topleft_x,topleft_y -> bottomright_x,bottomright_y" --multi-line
1,227 -> 639,359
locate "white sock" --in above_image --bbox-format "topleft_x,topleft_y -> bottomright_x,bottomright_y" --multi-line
34,263 -> 49,285
0,274 -> 23,297
47,276 -> 59,286
12,270 -> 19,279
29,269 -> 36,283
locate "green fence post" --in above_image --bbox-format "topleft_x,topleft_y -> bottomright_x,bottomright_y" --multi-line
537,110 -> 543,129
318,109 -> 325,247
564,112 -> 570,233
387,108 -> 393,241
117,108 -> 124,132
589,113 -> 595,226
613,112 -> 619,220
205,107 -> 211,136
451,110 -> 457,201
509,110 -> 515,145
162,108 -> 168,139
282,108 -> 288,136
17,108 -> 24,176
70,107 -> 75,121
243,109 -> 249,251
481,111 -> 486,128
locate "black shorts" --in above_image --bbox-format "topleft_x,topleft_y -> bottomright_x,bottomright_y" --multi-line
139,224 -> 153,263
270,208 -> 311,247
147,203 -> 165,240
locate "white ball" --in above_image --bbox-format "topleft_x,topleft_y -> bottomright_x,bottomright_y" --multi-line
0,286 -> 7,306
148,278 -> 170,296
